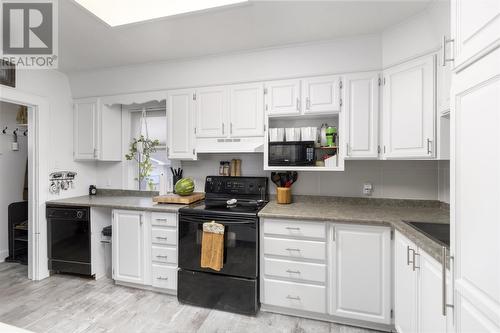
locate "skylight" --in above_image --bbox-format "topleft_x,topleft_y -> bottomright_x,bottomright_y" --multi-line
74,0 -> 249,27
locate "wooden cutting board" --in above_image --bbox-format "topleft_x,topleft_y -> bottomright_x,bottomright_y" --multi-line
153,192 -> 205,205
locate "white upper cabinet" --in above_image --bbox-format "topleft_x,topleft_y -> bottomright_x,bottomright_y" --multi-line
330,224 -> 391,324
302,75 -> 341,115
195,86 -> 227,138
451,0 -> 500,71
74,98 -> 97,161
167,89 -> 197,160
265,79 -> 301,116
344,72 -> 380,159
229,82 -> 265,137
382,55 -> 435,159
74,98 -> 122,161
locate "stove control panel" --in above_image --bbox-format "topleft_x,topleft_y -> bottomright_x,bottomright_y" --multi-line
205,176 -> 268,196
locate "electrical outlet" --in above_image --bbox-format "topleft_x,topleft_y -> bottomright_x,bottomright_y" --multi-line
363,183 -> 373,196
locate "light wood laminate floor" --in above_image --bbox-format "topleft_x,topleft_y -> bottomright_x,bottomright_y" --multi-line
0,263 -> 380,333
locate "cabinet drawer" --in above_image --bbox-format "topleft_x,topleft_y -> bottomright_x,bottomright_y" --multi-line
151,212 -> 177,227
263,278 -> 326,314
152,228 -> 176,245
152,265 -> 177,290
263,219 -> 326,239
264,237 -> 325,261
152,246 -> 177,265
264,258 -> 326,283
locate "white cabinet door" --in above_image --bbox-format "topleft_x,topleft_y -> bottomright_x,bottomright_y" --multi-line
74,99 -> 97,160
452,48 -> 500,332
229,82 -> 264,137
419,251 -> 448,333
302,75 -> 341,115
330,224 -> 391,324
195,86 -> 227,138
394,231 -> 418,333
167,89 -> 196,160
265,79 -> 301,116
112,210 -> 146,285
383,55 -> 435,159
344,72 -> 380,159
451,0 -> 500,71
98,104 -> 122,161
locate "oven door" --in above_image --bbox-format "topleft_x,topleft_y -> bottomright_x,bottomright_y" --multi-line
178,213 -> 258,279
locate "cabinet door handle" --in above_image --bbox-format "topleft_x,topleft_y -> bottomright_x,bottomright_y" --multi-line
286,295 -> 301,301
407,246 -> 413,266
412,251 -> 420,271
296,98 -> 300,111
442,246 -> 454,316
285,227 -> 301,230
139,215 -> 143,225
222,123 -> 224,134
306,97 -> 311,110
286,269 -> 301,274
230,122 -> 233,134
442,36 -> 455,66
427,138 -> 432,155
285,248 -> 301,252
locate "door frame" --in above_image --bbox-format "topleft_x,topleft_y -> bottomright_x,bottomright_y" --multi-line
1,85 -> 49,280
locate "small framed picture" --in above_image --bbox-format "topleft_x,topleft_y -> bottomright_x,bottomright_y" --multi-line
0,60 -> 16,88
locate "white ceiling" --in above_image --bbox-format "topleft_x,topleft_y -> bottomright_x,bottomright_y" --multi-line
60,0 -> 432,73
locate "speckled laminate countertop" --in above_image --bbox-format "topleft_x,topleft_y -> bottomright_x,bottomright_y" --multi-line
46,194 -> 185,213
259,196 -> 450,264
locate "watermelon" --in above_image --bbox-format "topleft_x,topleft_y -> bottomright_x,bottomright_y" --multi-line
175,178 -> 195,196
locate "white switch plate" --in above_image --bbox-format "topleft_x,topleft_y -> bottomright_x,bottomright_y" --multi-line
363,183 -> 373,196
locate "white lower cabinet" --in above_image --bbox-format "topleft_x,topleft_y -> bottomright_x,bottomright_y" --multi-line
395,231 -> 449,333
330,224 -> 392,324
112,210 -> 178,294
112,210 -> 148,285
260,218 -> 392,329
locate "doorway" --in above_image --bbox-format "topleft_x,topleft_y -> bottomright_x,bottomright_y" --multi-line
0,101 -> 29,268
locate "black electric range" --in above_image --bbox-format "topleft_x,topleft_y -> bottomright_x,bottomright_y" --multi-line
177,176 -> 268,315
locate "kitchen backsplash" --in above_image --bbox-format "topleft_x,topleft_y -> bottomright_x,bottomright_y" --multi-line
181,153 -> 449,202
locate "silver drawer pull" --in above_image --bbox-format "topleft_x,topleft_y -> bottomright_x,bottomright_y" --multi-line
285,248 -> 301,252
156,236 -> 168,240
412,251 -> 420,271
155,218 -> 168,221
286,295 -> 301,301
156,276 -> 169,280
156,255 -> 168,259
286,269 -> 300,274
285,227 -> 301,230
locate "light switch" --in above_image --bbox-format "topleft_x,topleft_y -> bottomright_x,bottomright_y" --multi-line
363,183 -> 373,196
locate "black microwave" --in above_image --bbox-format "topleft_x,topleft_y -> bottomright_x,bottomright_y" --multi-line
268,141 -> 315,166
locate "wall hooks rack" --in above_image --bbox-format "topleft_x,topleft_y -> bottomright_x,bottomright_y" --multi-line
1,126 -> 28,136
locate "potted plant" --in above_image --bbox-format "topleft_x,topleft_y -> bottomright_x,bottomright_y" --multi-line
125,135 -> 160,190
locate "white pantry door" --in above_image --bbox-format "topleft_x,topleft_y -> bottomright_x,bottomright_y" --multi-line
451,46 -> 500,331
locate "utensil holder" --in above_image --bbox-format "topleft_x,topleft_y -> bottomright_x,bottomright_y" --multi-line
173,175 -> 182,193
276,187 -> 292,204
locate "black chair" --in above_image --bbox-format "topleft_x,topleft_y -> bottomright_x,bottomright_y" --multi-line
6,201 -> 28,264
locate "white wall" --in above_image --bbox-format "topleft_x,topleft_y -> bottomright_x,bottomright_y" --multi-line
68,34 -> 382,98
182,154 -> 441,201
0,102 -> 28,261
382,0 -> 450,67
13,70 -> 97,200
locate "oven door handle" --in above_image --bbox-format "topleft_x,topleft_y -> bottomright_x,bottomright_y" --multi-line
179,217 -> 257,225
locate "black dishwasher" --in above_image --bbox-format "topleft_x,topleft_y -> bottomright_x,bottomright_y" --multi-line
47,206 -> 92,276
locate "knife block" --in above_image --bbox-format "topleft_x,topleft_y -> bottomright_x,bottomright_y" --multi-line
276,187 -> 292,204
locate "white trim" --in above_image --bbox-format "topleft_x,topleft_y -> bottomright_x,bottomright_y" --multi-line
0,85 -> 49,281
